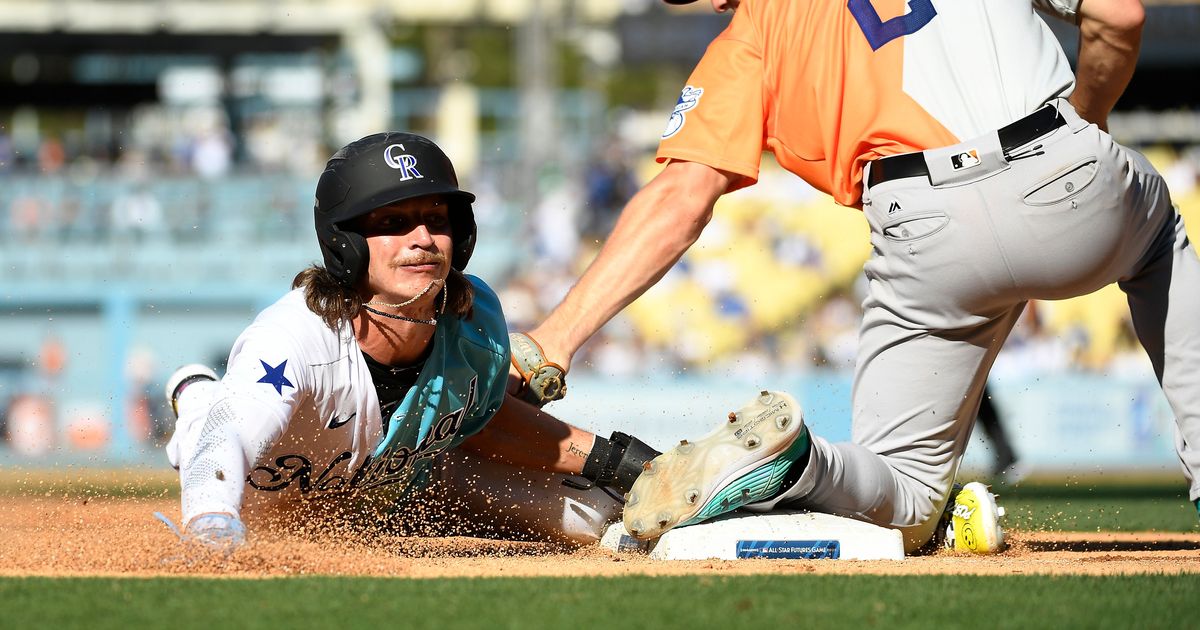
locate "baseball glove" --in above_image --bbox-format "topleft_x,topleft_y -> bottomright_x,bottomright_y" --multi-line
509,332 -> 567,407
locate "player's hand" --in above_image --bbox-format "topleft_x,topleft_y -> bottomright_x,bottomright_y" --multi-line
508,332 -> 567,407
155,511 -> 246,556
185,513 -> 247,553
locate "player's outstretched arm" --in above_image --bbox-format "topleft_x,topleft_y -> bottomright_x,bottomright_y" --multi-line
1071,0 -> 1145,131
460,394 -> 659,494
526,160 -> 734,373
460,394 -> 584,473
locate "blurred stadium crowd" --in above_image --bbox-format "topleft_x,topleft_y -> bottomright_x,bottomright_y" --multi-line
3,0 -> 1200,456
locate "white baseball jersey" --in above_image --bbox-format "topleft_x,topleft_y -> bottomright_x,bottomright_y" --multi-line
167,275 -> 509,523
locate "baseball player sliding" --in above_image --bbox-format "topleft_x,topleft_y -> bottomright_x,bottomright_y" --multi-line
513,0 -> 1197,554
161,133 -> 660,553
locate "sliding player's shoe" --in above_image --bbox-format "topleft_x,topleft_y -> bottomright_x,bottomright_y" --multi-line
623,390 -> 809,540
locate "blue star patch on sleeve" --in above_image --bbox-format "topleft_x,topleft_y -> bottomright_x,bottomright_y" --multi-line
257,359 -> 294,395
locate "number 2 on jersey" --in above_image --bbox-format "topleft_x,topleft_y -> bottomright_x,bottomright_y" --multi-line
848,0 -> 937,51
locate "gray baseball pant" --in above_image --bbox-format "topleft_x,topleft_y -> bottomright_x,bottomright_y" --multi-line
757,100 -> 1200,552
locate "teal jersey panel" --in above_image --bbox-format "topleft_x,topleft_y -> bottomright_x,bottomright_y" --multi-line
371,276 -> 510,485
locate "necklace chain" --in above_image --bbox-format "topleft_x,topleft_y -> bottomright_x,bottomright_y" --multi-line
361,280 -> 447,326
365,279 -> 441,308
361,304 -> 437,326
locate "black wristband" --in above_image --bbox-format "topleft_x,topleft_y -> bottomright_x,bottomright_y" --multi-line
607,432 -> 660,495
581,435 -> 612,482
576,431 -> 661,496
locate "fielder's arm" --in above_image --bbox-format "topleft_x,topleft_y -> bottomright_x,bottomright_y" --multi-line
1071,0 -> 1145,131
527,160 -> 733,371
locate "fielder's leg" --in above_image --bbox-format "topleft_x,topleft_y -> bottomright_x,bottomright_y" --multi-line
763,304 -> 1022,552
758,154 -> 1030,552
1120,206 -> 1200,508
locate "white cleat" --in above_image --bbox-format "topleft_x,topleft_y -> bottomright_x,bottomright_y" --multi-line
622,390 -> 809,540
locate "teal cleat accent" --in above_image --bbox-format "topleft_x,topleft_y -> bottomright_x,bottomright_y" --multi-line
679,430 -> 810,527
623,390 -> 809,540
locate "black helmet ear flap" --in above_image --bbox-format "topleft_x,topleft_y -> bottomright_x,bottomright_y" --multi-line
450,201 -> 476,271
317,222 -> 370,287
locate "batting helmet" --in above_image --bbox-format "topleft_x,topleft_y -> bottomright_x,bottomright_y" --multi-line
314,132 -> 477,287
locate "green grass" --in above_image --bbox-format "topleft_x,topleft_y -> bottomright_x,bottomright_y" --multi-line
998,476 -> 1200,533
1,575 -> 1194,629
0,468 -> 179,499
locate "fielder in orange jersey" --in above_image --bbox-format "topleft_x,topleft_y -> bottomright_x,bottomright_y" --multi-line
510,0 -> 1200,554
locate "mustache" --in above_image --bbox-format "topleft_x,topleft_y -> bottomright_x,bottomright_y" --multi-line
389,252 -> 447,268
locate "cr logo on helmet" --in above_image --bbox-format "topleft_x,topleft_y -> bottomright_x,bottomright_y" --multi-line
383,143 -> 424,180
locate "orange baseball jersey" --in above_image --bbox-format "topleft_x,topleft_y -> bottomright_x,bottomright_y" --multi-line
657,0 -> 1079,207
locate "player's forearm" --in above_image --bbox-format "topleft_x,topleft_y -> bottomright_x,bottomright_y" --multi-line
464,395 -> 594,474
1071,0 -> 1144,130
178,397 -> 287,522
531,161 -> 726,367
179,427 -> 250,522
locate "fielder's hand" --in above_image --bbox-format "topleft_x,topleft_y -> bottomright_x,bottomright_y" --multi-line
508,332 -> 567,407
155,511 -> 246,556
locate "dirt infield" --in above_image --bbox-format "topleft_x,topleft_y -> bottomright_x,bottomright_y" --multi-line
4,495 -> 1200,578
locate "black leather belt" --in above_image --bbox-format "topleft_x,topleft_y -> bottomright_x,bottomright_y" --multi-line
866,105 -> 1067,188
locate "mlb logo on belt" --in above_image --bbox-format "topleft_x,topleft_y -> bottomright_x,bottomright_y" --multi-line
951,150 -> 981,171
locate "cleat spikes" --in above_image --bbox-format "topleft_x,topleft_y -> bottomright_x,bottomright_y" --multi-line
621,390 -> 808,541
